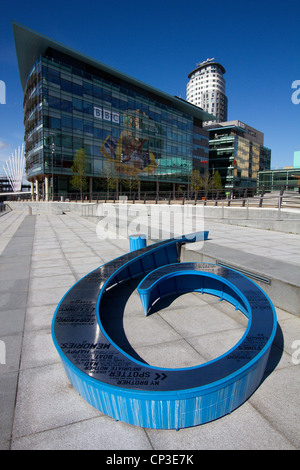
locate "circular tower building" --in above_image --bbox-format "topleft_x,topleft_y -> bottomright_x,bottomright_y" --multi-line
186,58 -> 228,125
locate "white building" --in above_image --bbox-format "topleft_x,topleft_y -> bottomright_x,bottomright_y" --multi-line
186,58 -> 228,125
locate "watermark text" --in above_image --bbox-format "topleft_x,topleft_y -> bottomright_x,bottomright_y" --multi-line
96,204 -> 205,244
291,80 -> 300,104
0,340 -> 6,365
291,340 -> 300,365
0,80 -> 6,104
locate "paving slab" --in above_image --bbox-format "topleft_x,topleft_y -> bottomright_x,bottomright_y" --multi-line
0,215 -> 36,447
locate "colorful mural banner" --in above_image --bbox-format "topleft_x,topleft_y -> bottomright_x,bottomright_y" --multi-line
100,131 -> 157,176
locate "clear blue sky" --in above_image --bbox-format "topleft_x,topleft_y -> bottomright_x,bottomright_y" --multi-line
0,0 -> 299,172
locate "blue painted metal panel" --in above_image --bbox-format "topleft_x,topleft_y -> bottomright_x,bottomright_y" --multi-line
52,231 -> 277,429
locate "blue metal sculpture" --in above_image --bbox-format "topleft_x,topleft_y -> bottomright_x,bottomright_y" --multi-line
52,231 -> 277,429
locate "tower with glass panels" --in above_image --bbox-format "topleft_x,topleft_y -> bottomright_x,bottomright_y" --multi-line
13,22 -> 214,199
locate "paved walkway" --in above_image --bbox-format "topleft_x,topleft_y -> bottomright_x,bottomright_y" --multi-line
0,210 -> 299,450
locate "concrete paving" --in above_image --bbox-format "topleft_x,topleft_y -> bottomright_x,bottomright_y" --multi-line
0,208 -> 299,450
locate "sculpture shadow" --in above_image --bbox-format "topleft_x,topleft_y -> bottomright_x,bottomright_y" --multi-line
260,321 -> 284,383
100,278 -> 149,364
100,278 -> 284,383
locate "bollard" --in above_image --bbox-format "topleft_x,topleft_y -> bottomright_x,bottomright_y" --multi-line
129,233 -> 147,252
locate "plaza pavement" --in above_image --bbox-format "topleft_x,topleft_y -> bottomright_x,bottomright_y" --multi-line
0,207 -> 299,450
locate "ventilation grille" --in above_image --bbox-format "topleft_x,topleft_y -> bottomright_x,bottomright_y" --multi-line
216,261 -> 271,285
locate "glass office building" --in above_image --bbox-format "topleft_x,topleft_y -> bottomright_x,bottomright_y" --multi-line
13,22 -> 214,199
257,168 -> 300,192
207,121 -> 271,191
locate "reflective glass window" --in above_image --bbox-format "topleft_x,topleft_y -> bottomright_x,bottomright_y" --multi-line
73,117 -> 83,130
61,99 -> 73,113
83,81 -> 93,95
49,116 -> 61,129
83,101 -> 93,115
72,97 -> 82,111
61,79 -> 72,93
61,115 -> 72,128
72,82 -> 83,96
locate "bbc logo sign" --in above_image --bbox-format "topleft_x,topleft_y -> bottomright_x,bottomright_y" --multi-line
94,106 -> 120,123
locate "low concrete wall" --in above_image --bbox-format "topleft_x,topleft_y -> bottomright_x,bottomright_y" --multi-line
6,200 -> 300,234
6,200 -> 83,215
181,246 -> 300,317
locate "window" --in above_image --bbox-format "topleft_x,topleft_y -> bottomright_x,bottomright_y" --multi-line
48,71 -> 60,86
83,101 -> 93,115
61,115 -> 72,128
72,97 -> 82,111
83,81 -> 93,95
72,82 -> 83,96
83,121 -> 93,134
93,86 -> 102,99
49,116 -> 61,129
62,135 -> 72,148
61,79 -> 72,93
94,127 -> 103,139
73,117 -> 83,130
48,95 -> 60,110
61,99 -> 72,113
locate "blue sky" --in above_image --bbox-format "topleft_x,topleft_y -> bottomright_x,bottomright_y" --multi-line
0,0 -> 299,172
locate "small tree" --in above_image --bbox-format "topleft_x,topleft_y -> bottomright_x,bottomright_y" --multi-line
122,173 -> 139,199
200,171 -> 212,191
191,169 -> 202,192
211,170 -> 222,190
104,162 -> 119,199
71,148 -> 88,201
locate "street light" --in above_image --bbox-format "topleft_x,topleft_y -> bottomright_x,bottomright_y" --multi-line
49,132 -> 55,201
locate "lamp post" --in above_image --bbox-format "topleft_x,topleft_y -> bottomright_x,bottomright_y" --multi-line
49,132 -> 55,201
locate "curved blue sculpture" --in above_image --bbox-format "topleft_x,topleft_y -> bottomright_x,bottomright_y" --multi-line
51,232 -> 277,429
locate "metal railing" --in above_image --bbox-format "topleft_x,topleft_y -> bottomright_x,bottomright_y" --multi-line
5,186 -> 300,210
0,203 -> 11,215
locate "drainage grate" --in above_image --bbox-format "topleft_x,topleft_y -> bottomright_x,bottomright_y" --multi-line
216,261 -> 271,285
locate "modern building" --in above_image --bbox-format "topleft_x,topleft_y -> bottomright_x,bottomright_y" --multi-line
206,120 -> 271,191
294,150 -> 300,168
186,58 -> 228,125
257,168 -> 300,192
12,22 -> 214,199
0,176 -> 11,193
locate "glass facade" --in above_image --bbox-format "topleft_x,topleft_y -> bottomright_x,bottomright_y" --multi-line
208,125 -> 271,189
23,48 -> 209,195
257,169 -> 300,192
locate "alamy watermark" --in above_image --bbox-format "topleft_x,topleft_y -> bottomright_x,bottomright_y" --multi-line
291,340 -> 300,365
291,80 -> 300,104
96,203 -> 205,245
0,340 -> 6,365
0,80 -> 6,104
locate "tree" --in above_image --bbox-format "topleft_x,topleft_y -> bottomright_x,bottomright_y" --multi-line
191,169 -> 202,192
71,148 -> 88,201
121,173 -> 140,199
200,171 -> 212,191
104,161 -> 120,199
211,170 -> 222,190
